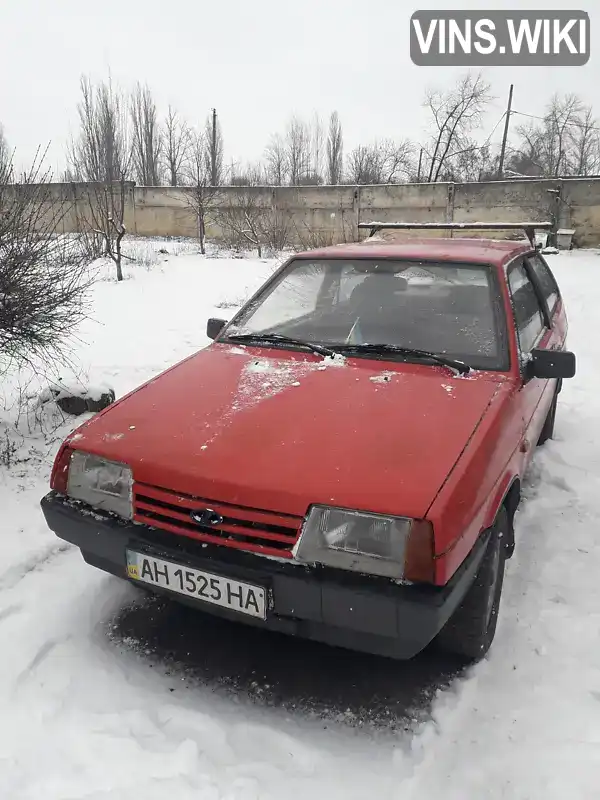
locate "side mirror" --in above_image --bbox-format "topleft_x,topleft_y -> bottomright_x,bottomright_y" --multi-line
528,348 -> 576,380
206,318 -> 227,340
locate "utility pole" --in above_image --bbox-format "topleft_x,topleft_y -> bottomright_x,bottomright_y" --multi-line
497,84 -> 514,180
417,148 -> 423,182
211,108 -> 218,186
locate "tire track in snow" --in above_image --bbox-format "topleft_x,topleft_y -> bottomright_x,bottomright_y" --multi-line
15,638 -> 62,685
0,603 -> 23,625
0,542 -> 72,593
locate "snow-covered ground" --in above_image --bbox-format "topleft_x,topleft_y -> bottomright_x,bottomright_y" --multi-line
1,246 -> 599,799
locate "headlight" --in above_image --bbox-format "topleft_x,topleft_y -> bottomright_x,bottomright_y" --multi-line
293,505 -> 433,581
67,451 -> 133,519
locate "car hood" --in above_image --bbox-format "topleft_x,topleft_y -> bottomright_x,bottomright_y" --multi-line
67,344 -> 503,519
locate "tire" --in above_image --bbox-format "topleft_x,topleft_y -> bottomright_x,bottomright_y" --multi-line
436,508 -> 508,662
537,390 -> 558,446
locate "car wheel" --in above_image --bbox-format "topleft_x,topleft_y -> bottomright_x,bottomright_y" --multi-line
537,390 -> 558,446
435,507 -> 508,663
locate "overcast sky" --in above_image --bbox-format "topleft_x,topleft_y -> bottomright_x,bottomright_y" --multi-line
1,0 -> 597,175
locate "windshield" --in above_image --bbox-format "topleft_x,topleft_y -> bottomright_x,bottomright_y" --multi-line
225,258 -> 509,370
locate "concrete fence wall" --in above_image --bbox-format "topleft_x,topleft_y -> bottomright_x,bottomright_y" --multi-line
31,176 -> 600,247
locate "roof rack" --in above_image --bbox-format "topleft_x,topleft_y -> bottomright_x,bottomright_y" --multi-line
357,221 -> 553,246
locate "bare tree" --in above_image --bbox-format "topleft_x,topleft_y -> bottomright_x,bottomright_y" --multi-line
217,188 -> 290,256
512,94 -> 600,177
67,76 -> 131,278
326,111 -> 344,184
346,146 -> 373,184
423,73 -> 492,182
61,167 -> 79,182
229,160 -> 267,186
69,75 -> 130,182
293,203 -> 353,249
569,105 -> 600,176
263,206 -> 294,252
535,94 -> 582,177
309,113 -> 325,184
130,82 -> 162,185
264,133 -> 288,185
505,129 -> 545,177
0,152 -> 93,371
285,116 -> 312,185
82,176 -> 129,281
182,130 -> 222,254
436,140 -> 499,182
0,125 -> 10,184
162,105 -> 191,186
347,139 -> 414,184
204,110 -> 224,186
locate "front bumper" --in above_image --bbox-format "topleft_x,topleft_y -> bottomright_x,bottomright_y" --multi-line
40,491 -> 488,660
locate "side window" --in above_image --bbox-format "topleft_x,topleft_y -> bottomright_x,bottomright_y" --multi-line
507,262 -> 546,353
526,253 -> 559,316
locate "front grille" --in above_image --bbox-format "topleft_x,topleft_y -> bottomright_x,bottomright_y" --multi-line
133,482 -> 303,558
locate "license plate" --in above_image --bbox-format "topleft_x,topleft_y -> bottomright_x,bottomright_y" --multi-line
126,550 -> 266,620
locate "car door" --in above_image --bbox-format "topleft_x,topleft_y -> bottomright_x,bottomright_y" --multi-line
506,257 -> 557,469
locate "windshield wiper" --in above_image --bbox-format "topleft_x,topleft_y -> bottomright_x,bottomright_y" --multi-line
224,334 -> 470,374
225,332 -> 338,359
338,343 -> 471,374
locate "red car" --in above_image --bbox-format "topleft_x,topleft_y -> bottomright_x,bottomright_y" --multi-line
41,222 -> 576,663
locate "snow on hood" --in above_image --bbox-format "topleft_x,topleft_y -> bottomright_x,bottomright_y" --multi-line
195,350 -> 347,449
67,344 -> 502,519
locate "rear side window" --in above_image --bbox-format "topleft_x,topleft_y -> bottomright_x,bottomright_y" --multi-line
508,262 -> 546,353
526,253 -> 559,315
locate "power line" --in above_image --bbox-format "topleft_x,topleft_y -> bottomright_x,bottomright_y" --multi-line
420,111 -> 508,168
511,109 -> 600,133
482,112 -> 508,148
422,99 -> 597,172
442,106 -> 600,164
443,111 -> 507,160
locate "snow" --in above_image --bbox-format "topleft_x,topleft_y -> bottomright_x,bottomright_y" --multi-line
1,246 -> 600,798
36,380 -> 115,406
369,371 -> 395,384
240,355 -> 340,401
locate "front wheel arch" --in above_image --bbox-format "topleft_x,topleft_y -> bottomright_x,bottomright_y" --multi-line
435,506 -> 509,662
499,478 -> 520,558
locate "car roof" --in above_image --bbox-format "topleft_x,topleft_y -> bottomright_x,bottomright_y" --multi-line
293,236 -> 533,268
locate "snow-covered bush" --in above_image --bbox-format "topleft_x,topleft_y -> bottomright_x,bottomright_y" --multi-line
0,157 -> 94,374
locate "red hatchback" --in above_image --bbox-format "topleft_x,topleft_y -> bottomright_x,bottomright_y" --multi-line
41,223 -> 576,662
